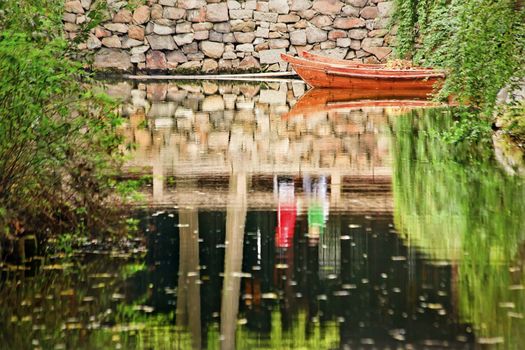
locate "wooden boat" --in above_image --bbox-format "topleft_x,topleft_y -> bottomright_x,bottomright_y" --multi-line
283,88 -> 446,119
281,53 -> 445,90
300,51 -> 387,68
300,51 -> 436,71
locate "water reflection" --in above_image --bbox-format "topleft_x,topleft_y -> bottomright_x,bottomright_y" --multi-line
1,81 -> 524,349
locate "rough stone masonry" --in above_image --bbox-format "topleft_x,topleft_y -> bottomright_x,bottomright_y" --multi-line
64,0 -> 395,73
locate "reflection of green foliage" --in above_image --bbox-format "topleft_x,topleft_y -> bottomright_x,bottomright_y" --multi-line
392,108 -> 525,347
235,309 -> 339,349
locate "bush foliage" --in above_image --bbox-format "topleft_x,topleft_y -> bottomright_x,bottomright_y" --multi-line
0,1 -> 125,241
393,0 -> 525,111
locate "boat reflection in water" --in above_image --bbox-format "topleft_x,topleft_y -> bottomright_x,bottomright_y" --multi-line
284,87 -> 446,120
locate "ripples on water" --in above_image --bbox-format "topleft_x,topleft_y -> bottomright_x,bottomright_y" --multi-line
1,80 -> 524,349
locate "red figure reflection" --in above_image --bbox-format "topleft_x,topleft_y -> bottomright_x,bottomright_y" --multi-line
275,177 -> 297,249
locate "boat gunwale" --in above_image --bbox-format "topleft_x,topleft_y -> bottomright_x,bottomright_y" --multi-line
282,53 -> 445,77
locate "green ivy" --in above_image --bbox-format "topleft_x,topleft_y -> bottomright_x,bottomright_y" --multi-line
393,0 -> 525,112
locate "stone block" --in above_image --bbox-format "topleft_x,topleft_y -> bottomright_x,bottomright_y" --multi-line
305,27 -> 327,43
206,3 -> 229,22
230,9 -> 253,19
259,48 -> 286,64
312,0 -> 343,15
269,0 -> 289,14
290,29 -> 307,45
176,22 -> 193,33
178,0 -> 207,9
94,48 -> 132,71
255,27 -> 270,38
113,9 -> 132,23
269,38 -> 289,49
146,34 -> 177,50
290,0 -> 312,11
348,28 -> 367,39
133,5 -> 150,24
146,51 -> 168,69
311,15 -> 333,28
231,19 -> 256,32
234,32 -> 256,43
254,11 -> 279,22
102,35 -> 122,48
378,2 -> 393,17
164,7 -> 186,20
173,33 -> 194,46
333,17 -> 365,29
153,23 -> 176,35
65,1 -> 84,14
237,43 -> 255,52
128,25 -> 145,40
104,23 -> 129,33
200,41 -> 225,58
360,6 -> 379,19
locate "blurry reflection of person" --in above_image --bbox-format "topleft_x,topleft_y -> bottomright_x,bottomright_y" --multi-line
274,176 -> 297,324
304,175 -> 329,246
275,176 -> 296,249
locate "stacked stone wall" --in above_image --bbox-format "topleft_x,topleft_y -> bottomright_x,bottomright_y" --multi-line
64,0 -> 395,73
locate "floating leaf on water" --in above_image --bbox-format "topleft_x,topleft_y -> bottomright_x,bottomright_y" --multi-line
232,272 -> 252,278
361,278 -> 369,284
426,303 -> 443,310
391,256 -> 407,261
82,296 -> 95,302
275,264 -> 288,269
392,287 -> 401,293
498,302 -> 515,309
42,263 -> 73,270
456,335 -> 468,343
60,289 -> 75,297
111,293 -> 125,300
333,290 -> 349,297
262,293 -> 278,299
478,337 -> 504,345
327,274 -> 337,280
317,294 -> 327,301
348,224 -> 361,229
151,211 -> 165,217
132,305 -> 154,313
340,235 -> 351,240
89,273 -> 114,279
381,273 -> 388,279
237,318 -> 248,325
342,284 -> 356,290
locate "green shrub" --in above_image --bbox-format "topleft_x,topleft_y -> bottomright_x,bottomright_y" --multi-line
0,1 -> 125,240
393,0 -> 525,112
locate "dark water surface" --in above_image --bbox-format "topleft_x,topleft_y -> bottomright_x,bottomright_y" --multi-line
1,81 -> 524,349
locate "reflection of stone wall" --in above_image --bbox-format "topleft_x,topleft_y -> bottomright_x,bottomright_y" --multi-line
64,0 -> 394,72
108,80 -> 392,176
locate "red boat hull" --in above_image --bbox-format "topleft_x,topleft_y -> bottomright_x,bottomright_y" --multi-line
282,54 -> 444,91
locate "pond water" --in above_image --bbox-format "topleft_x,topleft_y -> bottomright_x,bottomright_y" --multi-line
1,80 -> 525,349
